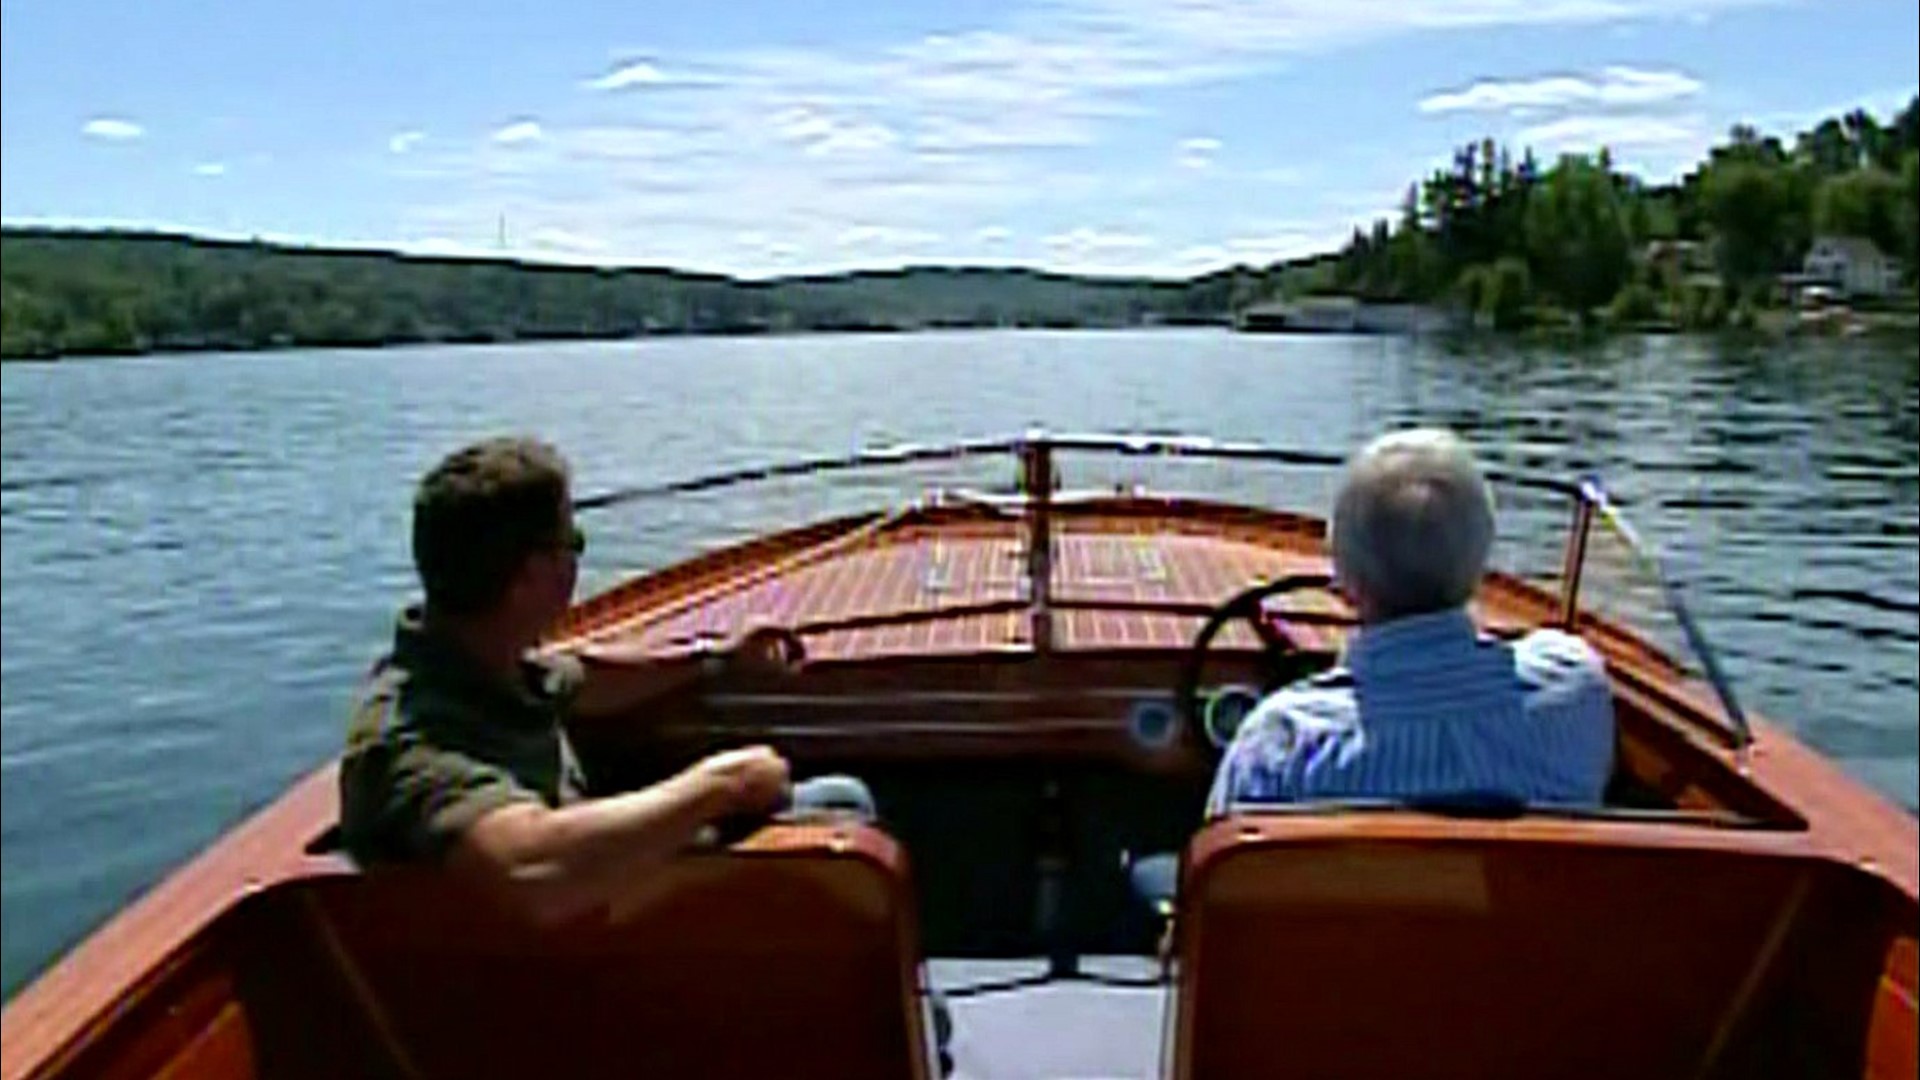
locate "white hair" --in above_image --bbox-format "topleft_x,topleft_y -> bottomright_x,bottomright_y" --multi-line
1329,428 -> 1495,619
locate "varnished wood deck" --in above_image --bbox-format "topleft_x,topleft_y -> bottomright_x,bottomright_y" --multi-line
561,511 -> 1356,660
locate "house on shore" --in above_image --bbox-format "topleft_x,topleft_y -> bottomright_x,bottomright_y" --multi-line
1643,240 -> 1715,277
1793,236 -> 1900,299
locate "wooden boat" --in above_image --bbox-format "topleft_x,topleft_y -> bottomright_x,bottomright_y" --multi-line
3,432 -> 1914,1079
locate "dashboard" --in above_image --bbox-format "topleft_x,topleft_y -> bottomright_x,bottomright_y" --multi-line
592,653 -> 1317,776
1126,684 -> 1267,752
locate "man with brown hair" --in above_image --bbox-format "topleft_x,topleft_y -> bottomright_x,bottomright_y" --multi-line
340,436 -> 874,926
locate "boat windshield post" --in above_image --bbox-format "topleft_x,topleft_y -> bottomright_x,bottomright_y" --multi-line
1557,481 -> 1599,629
1579,478 -> 1756,753
1019,431 -> 1055,652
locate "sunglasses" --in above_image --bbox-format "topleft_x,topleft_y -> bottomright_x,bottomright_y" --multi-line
555,524 -> 586,557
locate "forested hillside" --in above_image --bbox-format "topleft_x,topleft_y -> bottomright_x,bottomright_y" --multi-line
0,232 -> 1236,358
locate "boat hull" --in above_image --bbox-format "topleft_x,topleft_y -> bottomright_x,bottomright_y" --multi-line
5,493 -> 1913,1079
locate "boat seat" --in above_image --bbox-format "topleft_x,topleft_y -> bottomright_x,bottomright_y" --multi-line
1124,794 -> 1734,920
274,821 -> 936,1080
1166,812 -> 1846,1080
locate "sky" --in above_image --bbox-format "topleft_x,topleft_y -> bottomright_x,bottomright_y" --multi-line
2,0 -> 1915,278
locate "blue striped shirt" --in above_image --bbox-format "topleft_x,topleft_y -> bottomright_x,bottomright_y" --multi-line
1205,609 -> 1615,814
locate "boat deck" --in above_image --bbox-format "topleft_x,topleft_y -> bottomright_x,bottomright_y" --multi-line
933,959 -> 1165,1080
563,513 -> 1373,660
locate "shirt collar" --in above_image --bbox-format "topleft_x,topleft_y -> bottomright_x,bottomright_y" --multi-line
391,604 -> 554,722
1346,607 -> 1481,679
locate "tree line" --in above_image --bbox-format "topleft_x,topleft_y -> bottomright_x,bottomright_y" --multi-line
0,233 -> 1240,359
1279,95 -> 1920,329
3,94 -> 1915,358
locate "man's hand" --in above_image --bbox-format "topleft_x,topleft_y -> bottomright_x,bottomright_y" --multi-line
723,624 -> 806,677
560,624 -> 804,720
690,744 -> 792,816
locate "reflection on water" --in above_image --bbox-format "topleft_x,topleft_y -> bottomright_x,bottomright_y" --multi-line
2,330 -> 1915,999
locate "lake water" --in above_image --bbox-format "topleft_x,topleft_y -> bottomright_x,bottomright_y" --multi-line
3,329 -> 1916,998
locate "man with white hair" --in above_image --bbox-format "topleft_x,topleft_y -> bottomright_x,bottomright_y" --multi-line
1205,428 -> 1616,813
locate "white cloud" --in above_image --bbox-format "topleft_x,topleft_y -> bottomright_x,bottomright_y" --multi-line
915,115 -> 1097,151
1419,66 -> 1704,115
586,60 -> 669,91
389,130 -> 425,154
1171,222 -> 1352,272
551,126 -> 697,165
1220,232 -> 1316,257
1752,87 -> 1920,137
583,58 -> 725,92
1056,0 -> 1771,58
191,162 -> 227,177
1178,136 -> 1223,169
1251,165 -> 1307,186
836,224 -> 941,248
1041,227 -> 1155,270
1518,113 -> 1708,150
1512,111 -> 1719,178
408,236 -> 472,256
81,117 -> 143,140
813,124 -> 899,157
771,107 -> 898,156
770,106 -> 835,143
492,120 -> 544,145
526,227 -> 607,253
394,0 -> 1775,275
1045,227 -> 1152,250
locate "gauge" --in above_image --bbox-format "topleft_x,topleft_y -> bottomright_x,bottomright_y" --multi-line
1203,685 -> 1266,750
1127,697 -> 1178,750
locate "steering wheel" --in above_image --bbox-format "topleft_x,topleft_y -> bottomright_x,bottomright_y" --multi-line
1175,574 -> 1337,757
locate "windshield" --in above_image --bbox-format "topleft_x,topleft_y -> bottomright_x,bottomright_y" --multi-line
1568,479 -> 1753,744
573,432 -> 1751,741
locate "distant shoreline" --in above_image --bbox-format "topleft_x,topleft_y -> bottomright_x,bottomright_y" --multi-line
0,319 -> 1245,364
7,223 -> 1915,364
0,227 -> 1240,361
14,315 -> 1916,366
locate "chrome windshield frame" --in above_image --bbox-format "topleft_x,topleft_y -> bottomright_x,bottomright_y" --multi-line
576,430 -> 1751,748
1572,477 -> 1754,749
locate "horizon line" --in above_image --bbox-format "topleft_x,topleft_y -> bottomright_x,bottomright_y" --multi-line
0,216 -> 1325,284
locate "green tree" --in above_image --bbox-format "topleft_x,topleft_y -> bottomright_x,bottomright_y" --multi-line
1843,109 -> 1890,171
1701,161 -> 1788,291
1814,167 -> 1905,254
1483,257 -> 1533,330
1676,281 -> 1727,330
1524,154 -> 1632,316
1901,151 -> 1920,278
1608,281 -> 1661,326
1227,265 -> 1266,311
1797,118 -> 1855,175
1896,96 -> 1920,157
